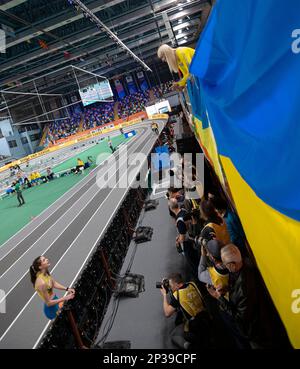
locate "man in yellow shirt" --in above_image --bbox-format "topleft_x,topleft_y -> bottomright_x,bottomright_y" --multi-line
160,272 -> 211,349
157,44 -> 195,91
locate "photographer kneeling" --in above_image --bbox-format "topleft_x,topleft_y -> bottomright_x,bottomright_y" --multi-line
159,273 -> 211,349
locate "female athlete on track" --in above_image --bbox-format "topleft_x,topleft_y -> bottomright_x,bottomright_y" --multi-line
30,255 -> 75,320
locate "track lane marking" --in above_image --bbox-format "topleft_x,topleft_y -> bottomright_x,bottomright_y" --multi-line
0,129 -> 150,298
0,122 -> 164,346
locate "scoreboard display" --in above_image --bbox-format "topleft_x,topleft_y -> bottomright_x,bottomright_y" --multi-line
79,80 -> 113,106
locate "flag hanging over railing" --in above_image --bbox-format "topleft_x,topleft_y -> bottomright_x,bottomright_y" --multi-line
189,0 -> 300,348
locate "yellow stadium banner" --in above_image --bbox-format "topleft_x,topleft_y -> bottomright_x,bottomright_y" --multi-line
148,114 -> 169,120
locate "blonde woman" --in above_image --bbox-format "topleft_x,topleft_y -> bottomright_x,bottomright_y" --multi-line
157,44 -> 195,91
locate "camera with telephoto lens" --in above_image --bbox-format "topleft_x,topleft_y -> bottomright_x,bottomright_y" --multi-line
156,278 -> 170,293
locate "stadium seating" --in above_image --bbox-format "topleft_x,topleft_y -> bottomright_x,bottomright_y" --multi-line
46,82 -> 172,143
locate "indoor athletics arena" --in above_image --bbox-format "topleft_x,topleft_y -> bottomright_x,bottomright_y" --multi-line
0,0 -> 299,355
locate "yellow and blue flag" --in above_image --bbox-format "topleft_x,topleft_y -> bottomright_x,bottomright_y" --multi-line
189,0 -> 300,347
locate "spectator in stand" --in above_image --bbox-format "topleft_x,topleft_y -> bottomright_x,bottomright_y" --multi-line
199,200 -> 231,247
207,244 -> 267,349
118,91 -> 149,119
209,195 -> 247,254
47,114 -> 82,141
152,82 -> 173,98
157,45 -> 195,91
83,103 -> 114,130
198,239 -> 229,294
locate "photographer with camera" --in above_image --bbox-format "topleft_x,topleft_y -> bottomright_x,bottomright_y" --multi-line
158,273 -> 211,349
183,209 -> 203,241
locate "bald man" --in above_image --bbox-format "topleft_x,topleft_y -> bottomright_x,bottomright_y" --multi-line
207,244 -> 262,348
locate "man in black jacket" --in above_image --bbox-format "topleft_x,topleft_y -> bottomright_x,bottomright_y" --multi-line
207,244 -> 260,348
169,199 -> 199,278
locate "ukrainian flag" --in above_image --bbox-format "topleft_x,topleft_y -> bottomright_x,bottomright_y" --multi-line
189,0 -> 300,347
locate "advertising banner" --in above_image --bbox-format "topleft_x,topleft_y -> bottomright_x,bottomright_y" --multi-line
114,79 -> 126,99
125,74 -> 137,94
137,71 -> 148,92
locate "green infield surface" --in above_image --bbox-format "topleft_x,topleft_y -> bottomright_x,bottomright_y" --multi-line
0,134 -> 128,247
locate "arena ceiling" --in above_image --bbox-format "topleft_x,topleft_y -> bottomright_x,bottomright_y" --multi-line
0,0 -> 212,90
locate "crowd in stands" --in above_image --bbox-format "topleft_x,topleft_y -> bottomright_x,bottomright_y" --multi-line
48,114 -> 81,142
152,81 -> 173,99
83,102 -> 115,130
157,118 -> 282,350
46,82 -> 172,142
117,91 -> 149,120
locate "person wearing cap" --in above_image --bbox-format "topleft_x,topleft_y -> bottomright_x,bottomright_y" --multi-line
198,239 -> 229,294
